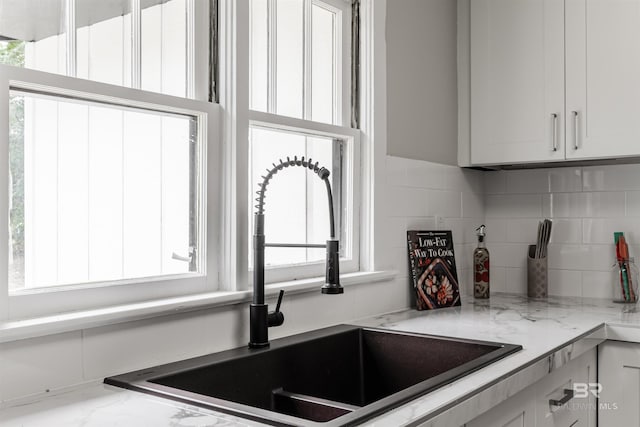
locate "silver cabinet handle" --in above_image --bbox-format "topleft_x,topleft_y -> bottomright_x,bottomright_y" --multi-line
572,111 -> 579,150
551,113 -> 558,151
549,388 -> 575,407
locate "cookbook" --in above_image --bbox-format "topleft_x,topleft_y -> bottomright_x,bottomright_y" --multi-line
407,230 -> 461,310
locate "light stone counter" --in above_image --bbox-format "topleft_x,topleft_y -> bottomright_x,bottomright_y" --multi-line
2,293 -> 639,427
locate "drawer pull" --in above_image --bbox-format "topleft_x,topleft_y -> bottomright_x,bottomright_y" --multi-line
549,388 -> 574,407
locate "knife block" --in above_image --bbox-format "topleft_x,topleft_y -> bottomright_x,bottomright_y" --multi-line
527,245 -> 548,298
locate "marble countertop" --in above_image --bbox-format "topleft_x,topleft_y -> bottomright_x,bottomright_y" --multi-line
3,293 -> 640,427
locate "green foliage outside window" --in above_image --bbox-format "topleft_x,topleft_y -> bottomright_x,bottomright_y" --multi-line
2,41 -> 25,284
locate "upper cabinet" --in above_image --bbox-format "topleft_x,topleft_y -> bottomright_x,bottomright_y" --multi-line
470,0 -> 565,165
464,0 -> 640,166
566,0 -> 640,160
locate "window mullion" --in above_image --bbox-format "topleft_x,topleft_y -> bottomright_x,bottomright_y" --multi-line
267,0 -> 277,114
303,0 -> 312,120
65,0 -> 77,77
186,0 -> 196,99
131,0 -> 142,89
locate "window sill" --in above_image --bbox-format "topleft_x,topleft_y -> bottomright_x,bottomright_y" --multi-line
0,270 -> 396,344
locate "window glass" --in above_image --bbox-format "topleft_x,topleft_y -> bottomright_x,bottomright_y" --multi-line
311,3 -> 336,124
9,90 -> 198,290
141,0 -> 189,97
0,0 -> 67,74
275,0 -> 304,119
76,0 -> 132,86
250,0 -> 268,112
249,126 -> 338,267
0,0 -> 193,98
249,0 -> 345,125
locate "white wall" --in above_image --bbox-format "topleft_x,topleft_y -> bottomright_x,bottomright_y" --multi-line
385,0 -> 458,165
484,164 -> 640,299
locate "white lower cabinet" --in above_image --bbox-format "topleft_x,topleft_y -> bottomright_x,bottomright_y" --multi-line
467,349 -> 596,427
598,341 -> 640,426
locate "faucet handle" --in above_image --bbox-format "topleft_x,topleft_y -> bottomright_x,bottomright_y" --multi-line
274,289 -> 284,313
268,290 -> 285,327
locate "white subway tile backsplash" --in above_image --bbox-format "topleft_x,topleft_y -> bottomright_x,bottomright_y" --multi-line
490,266 -> 507,293
505,268 -> 527,294
583,163 -> 640,191
444,218 -> 484,244
478,163 -> 640,298
462,191 -> 484,218
625,191 -> 640,216
548,270 -> 582,297
486,194 -> 542,218
549,219 -> 582,244
406,217 -> 436,234
506,218 -> 541,243
382,217 -> 407,249
483,219 -> 507,243
583,218 -> 640,245
488,243 -> 529,268
504,168 -> 582,194
484,171 -> 506,194
443,167 -> 484,194
425,189 -> 462,217
582,271 -> 613,299
543,192 -> 625,218
546,244 -> 611,271
404,158 -> 446,189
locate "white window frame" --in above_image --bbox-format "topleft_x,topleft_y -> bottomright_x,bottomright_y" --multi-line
0,64 -> 220,321
248,111 -> 360,284
226,0 -> 360,287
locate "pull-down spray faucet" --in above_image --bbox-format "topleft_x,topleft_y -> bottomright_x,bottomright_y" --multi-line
249,156 -> 343,348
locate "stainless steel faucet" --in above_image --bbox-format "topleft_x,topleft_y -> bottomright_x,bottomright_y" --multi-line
249,156 -> 343,348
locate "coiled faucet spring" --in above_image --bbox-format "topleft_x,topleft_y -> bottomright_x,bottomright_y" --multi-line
255,156 -> 331,215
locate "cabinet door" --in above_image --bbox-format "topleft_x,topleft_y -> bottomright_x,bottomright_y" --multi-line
466,386 -> 535,427
599,341 -> 640,426
566,0 -> 640,159
470,0 -> 565,165
535,349 -> 596,427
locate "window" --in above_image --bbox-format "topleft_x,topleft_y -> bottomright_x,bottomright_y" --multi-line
0,0 -> 209,99
246,0 -> 359,283
10,90 -> 199,291
1,0 -> 217,319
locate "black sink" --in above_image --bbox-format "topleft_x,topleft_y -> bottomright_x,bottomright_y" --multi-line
105,325 -> 521,426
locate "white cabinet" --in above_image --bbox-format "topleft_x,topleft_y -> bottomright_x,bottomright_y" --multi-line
565,0 -> 640,160
466,384 -> 535,427
598,341 -> 640,426
467,0 -> 640,165
470,0 -> 565,165
534,349 -> 596,427
467,349 -> 596,427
